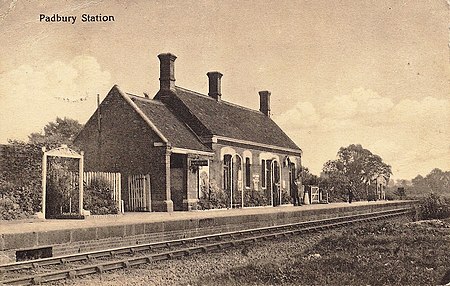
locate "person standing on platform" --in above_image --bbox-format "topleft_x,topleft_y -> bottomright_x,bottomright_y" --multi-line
293,175 -> 302,206
348,188 -> 354,203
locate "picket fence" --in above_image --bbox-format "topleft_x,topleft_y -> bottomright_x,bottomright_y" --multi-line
49,170 -> 123,213
83,171 -> 122,211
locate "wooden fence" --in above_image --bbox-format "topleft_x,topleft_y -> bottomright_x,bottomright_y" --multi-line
84,171 -> 122,212
48,170 -> 123,213
127,174 -> 151,212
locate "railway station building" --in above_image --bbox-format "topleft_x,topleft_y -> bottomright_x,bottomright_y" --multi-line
74,53 -> 302,212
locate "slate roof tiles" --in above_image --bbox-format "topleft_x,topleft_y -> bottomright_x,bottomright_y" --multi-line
173,87 -> 301,151
128,94 -> 211,153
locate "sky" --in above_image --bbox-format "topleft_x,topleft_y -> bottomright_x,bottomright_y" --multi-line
0,0 -> 448,180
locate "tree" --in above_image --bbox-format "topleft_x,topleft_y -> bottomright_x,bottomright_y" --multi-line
28,117 -> 83,146
425,169 -> 450,194
409,169 -> 450,197
299,166 -> 319,186
0,117 -> 84,219
322,144 -> 392,201
321,160 -> 351,202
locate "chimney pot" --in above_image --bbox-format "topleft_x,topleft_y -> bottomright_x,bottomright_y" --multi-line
259,91 -> 271,117
207,71 -> 223,101
158,53 -> 177,90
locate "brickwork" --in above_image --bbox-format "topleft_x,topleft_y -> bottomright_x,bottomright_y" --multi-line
209,142 -> 300,206
74,87 -> 174,211
72,54 -> 303,214
0,201 -> 414,263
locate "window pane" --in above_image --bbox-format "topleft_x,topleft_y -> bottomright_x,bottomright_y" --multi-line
261,159 -> 266,188
245,157 -> 251,188
223,155 -> 231,190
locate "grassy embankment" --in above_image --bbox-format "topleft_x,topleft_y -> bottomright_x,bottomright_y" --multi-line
198,218 -> 450,285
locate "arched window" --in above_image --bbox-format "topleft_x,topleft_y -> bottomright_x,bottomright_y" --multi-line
273,161 -> 280,185
245,157 -> 251,188
261,159 -> 267,189
223,154 -> 232,191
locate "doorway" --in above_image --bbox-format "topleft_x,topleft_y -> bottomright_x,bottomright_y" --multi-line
271,160 -> 281,206
170,154 -> 187,211
223,154 -> 243,208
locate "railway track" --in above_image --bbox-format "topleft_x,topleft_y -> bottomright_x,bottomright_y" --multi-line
0,207 -> 411,285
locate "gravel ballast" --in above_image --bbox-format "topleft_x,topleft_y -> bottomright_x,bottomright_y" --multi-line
50,230 -> 332,286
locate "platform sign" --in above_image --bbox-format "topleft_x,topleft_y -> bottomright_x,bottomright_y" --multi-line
191,159 -> 209,167
253,174 -> 260,191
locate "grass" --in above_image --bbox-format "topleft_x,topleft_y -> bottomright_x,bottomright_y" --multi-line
196,220 -> 450,285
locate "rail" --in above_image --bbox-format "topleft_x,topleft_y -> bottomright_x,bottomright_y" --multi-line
0,207 -> 412,285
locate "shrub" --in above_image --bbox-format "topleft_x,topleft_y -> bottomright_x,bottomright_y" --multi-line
0,196 -> 24,220
46,166 -> 78,217
418,193 -> 450,220
325,186 -> 348,203
198,181 -> 228,210
83,179 -> 119,215
0,179 -> 40,220
281,188 -> 291,204
385,189 -> 398,200
243,189 -> 270,207
0,142 -> 42,219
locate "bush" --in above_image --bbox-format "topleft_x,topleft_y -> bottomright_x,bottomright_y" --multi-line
0,196 -> 24,220
198,181 -> 228,210
418,193 -> 450,220
0,179 -> 40,220
325,186 -> 348,203
385,189 -> 399,200
46,165 -> 79,217
0,142 -> 42,219
281,188 -> 291,204
244,189 -> 270,207
83,179 -> 119,215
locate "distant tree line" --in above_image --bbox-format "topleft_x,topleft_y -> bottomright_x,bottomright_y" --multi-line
387,168 -> 450,199
301,144 -> 392,202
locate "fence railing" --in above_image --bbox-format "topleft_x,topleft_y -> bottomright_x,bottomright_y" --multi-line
84,171 -> 122,212
48,170 -> 123,213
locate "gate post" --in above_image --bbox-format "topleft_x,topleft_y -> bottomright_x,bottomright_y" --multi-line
145,174 -> 151,211
79,151 -> 84,215
41,147 -> 47,218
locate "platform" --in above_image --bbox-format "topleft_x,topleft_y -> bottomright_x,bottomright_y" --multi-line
0,200 -> 414,264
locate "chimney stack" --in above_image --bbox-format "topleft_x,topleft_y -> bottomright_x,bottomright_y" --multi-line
259,91 -> 271,117
158,53 -> 177,90
207,71 -> 223,101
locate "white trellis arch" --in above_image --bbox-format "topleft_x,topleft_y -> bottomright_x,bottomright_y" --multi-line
259,152 -> 281,206
231,153 -> 244,208
41,145 -> 84,218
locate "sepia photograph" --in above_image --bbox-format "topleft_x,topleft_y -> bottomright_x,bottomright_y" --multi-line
0,0 -> 449,285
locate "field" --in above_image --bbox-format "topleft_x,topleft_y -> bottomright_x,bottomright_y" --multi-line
197,218 -> 450,286
54,216 -> 450,286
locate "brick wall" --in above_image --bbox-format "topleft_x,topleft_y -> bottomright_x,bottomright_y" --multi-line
209,142 -> 301,206
74,88 -> 172,211
0,201 -> 414,263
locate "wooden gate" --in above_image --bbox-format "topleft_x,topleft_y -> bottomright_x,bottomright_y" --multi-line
310,186 -> 320,203
127,174 -> 151,211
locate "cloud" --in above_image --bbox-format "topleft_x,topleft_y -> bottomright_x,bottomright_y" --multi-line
322,87 -> 394,121
274,88 -> 449,179
390,96 -> 449,127
274,101 -> 319,129
0,55 -> 111,142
